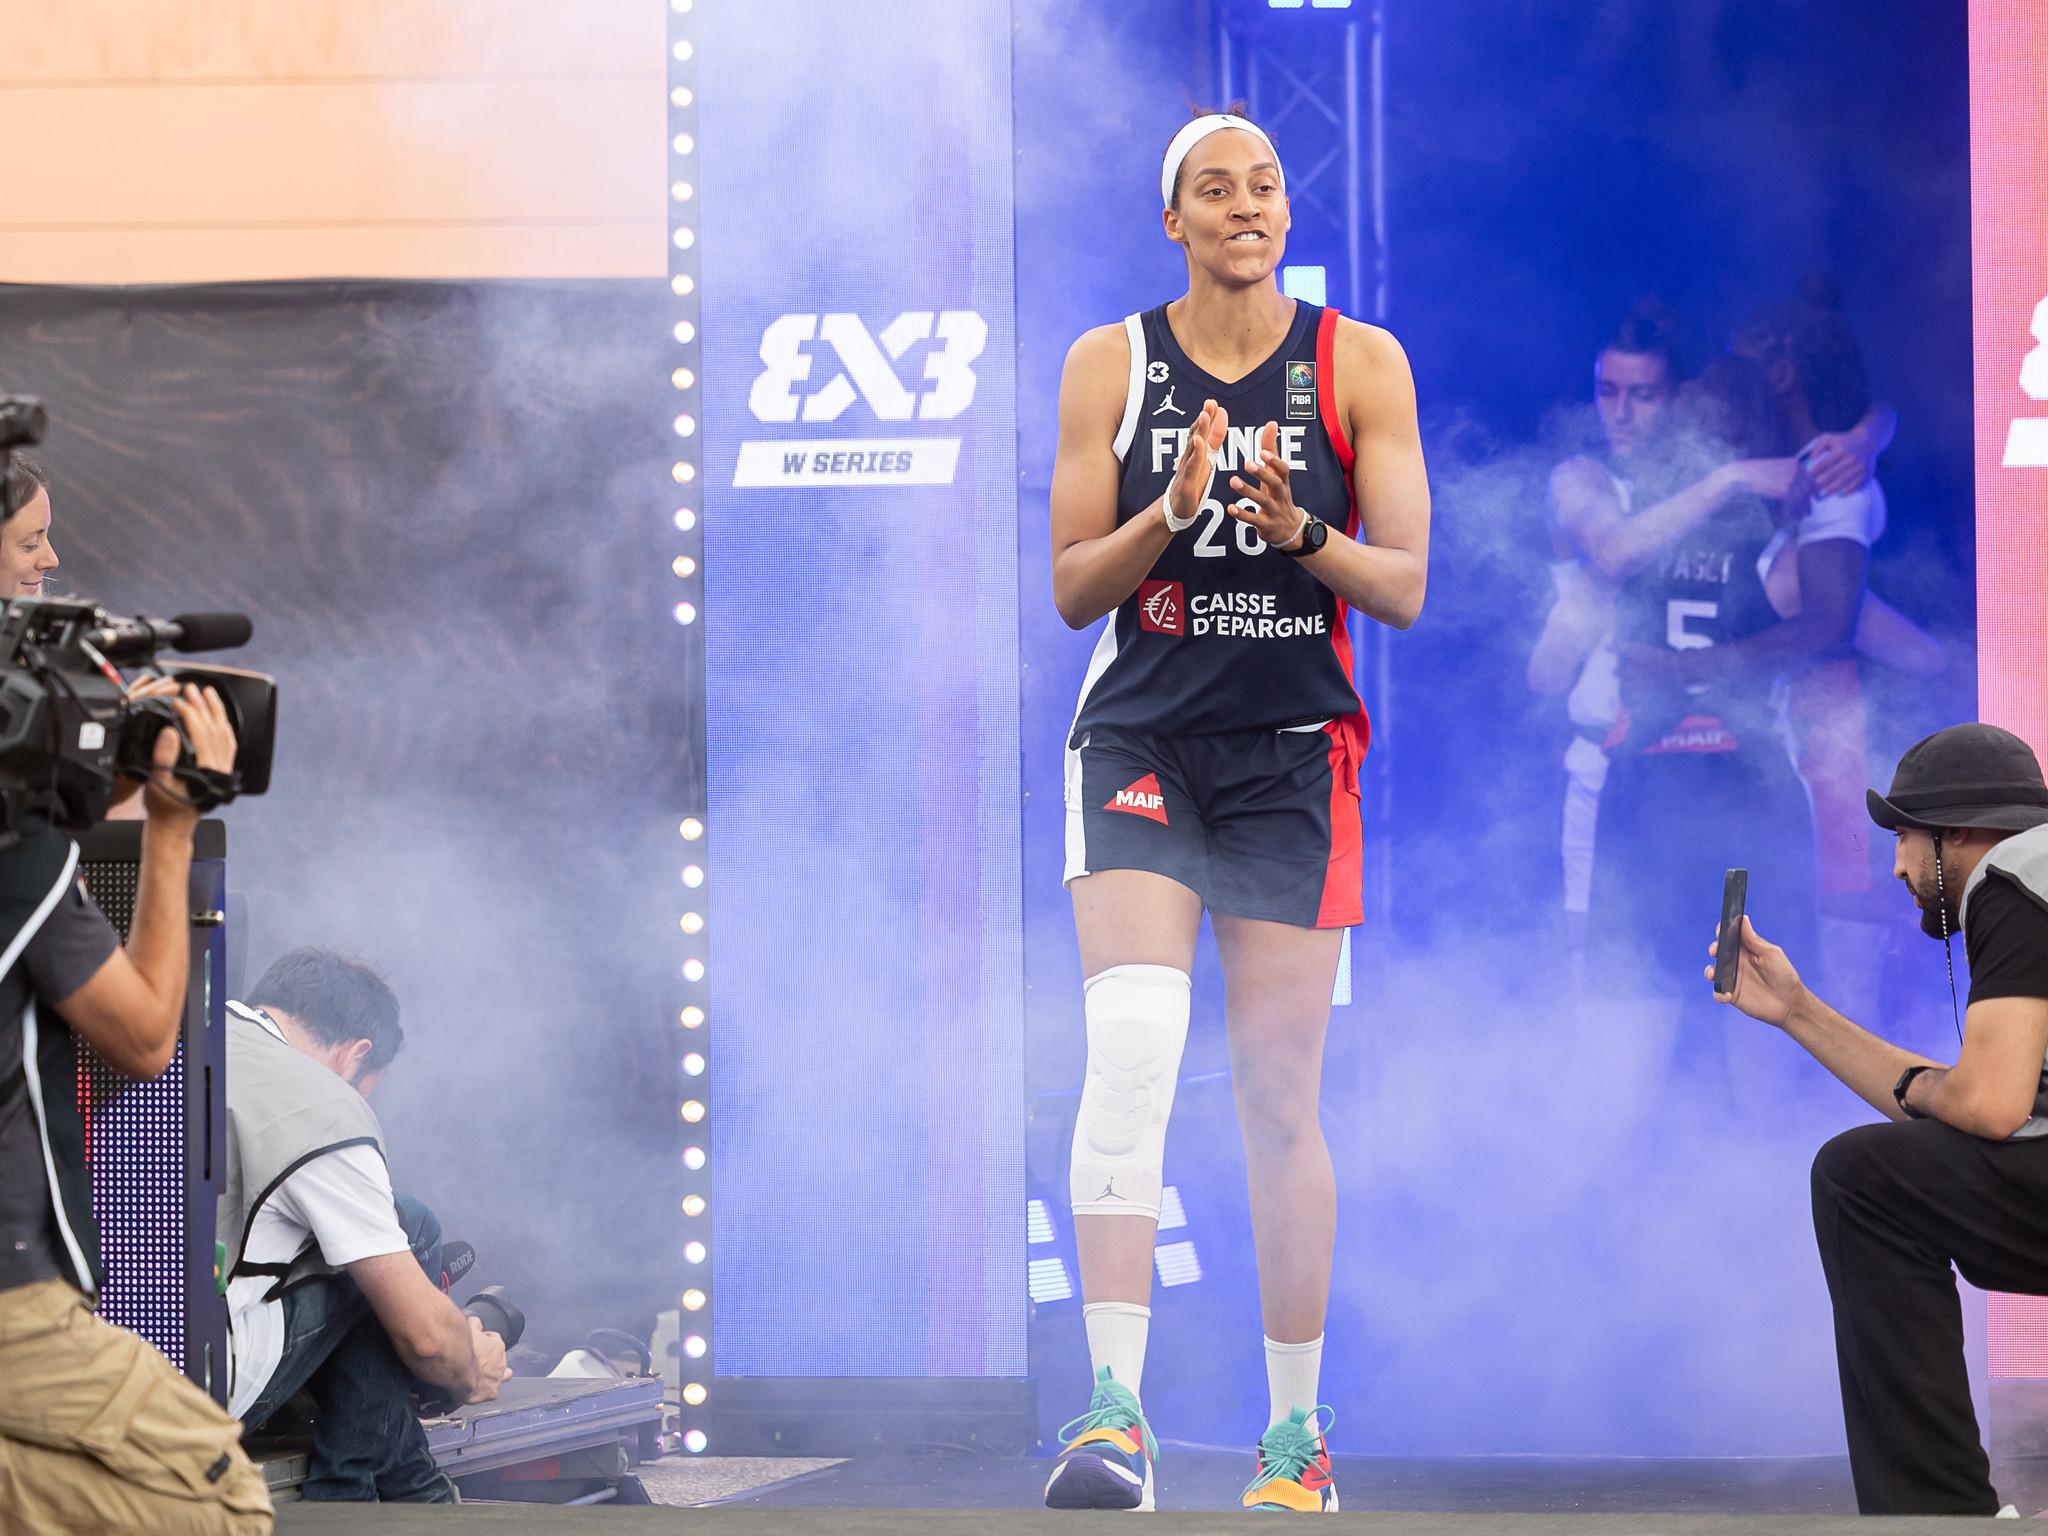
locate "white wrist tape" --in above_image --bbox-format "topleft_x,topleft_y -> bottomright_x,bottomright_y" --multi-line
1160,492 -> 1198,534
1070,964 -> 1191,1220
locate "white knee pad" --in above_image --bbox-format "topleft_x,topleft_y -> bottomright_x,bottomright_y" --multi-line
1069,964 -> 1191,1221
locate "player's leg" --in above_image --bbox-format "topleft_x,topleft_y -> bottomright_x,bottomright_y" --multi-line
1203,724 -> 1353,1513
1215,913 -> 1344,1512
1580,750 -> 1683,1127
1049,731 -> 1205,1512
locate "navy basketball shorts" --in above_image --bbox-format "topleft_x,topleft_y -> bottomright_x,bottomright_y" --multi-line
1064,722 -> 1365,928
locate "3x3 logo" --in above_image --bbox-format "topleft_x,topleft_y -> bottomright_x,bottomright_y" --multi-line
748,312 -> 988,424
2008,295 -> 2048,468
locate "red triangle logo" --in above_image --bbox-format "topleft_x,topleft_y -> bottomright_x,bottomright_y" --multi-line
1104,773 -> 1168,825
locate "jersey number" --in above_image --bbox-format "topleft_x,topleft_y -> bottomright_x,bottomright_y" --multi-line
1667,599 -> 1718,650
1190,497 -> 1268,558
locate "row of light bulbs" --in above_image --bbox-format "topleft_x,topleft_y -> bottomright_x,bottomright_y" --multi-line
671,5 -> 710,1455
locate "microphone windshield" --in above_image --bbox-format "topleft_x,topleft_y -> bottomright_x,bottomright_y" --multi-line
169,612 -> 253,652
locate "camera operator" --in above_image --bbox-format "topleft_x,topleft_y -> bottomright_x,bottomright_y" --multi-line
0,452 -> 62,599
1713,723 -> 2048,1516
0,681 -> 271,1534
222,948 -> 510,1503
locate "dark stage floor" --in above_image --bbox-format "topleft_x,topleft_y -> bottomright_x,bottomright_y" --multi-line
705,1449 -> 1859,1514
271,1449 -> 2038,1531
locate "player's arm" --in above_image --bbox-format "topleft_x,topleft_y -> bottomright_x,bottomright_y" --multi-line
1526,569 -> 1609,696
1216,321 -> 1426,627
1801,401 -> 1898,497
1307,321 -> 1429,629
1697,538 -> 1864,680
1561,457 -> 1753,584
1049,326 -> 1219,629
1049,325 -> 1169,630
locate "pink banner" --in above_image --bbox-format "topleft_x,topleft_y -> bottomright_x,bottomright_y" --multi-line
1970,0 -> 2048,1380
1971,0 -> 2048,761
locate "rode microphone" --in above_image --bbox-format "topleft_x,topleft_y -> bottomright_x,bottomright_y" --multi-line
91,611 -> 253,660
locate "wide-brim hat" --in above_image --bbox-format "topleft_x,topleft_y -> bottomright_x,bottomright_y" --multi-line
1867,723 -> 2048,833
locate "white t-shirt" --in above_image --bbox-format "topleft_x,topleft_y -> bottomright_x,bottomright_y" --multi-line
1756,478 -> 1888,592
226,1018 -> 411,1420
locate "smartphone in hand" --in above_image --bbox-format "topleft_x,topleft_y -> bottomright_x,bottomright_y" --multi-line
1713,868 -> 1749,997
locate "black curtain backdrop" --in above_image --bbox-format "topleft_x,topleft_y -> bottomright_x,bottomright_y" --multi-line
0,279 -> 691,1354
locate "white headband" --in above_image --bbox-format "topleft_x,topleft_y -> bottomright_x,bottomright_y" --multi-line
1160,114 -> 1283,209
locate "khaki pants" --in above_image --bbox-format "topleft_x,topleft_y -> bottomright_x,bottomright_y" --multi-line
0,1278 -> 272,1536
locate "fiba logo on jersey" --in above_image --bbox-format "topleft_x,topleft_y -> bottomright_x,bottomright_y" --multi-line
1137,580 -> 1185,636
733,310 -> 989,488
1286,359 -> 1316,421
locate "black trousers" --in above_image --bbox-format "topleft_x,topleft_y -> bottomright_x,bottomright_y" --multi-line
1811,1119 -> 2048,1515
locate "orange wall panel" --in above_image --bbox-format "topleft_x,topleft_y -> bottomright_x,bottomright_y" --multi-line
0,0 -> 666,282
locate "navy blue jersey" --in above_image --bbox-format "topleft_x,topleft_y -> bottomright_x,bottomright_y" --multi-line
1069,301 -> 1367,745
1611,495 -> 1782,757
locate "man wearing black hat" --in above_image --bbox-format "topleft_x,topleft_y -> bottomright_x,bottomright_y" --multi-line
1713,722 -> 2048,1516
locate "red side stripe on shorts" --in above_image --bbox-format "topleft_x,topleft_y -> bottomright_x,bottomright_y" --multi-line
1317,719 -> 1365,928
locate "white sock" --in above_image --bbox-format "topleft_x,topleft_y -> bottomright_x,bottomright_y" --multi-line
1265,1334 -> 1324,1426
1083,1302 -> 1151,1400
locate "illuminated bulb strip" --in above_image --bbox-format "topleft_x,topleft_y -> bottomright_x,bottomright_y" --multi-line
670,0 -> 709,1416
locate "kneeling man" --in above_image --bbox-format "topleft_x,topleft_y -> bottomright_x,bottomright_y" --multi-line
1714,723 -> 2048,1515
221,948 -> 509,1501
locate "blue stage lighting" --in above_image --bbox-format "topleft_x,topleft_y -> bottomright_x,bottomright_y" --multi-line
1158,1185 -> 1187,1232
1282,265 -> 1327,305
1028,1257 -> 1075,1303
1154,1241 -> 1202,1288
1027,1199 -> 1054,1244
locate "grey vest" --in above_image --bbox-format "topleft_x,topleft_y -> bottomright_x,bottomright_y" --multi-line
1961,824 -> 2048,1140
216,1002 -> 388,1299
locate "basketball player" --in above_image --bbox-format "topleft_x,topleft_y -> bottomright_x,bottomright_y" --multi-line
1043,112 -> 1428,1513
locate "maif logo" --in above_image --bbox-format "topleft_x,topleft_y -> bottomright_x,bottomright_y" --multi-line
1104,773 -> 1169,825
2006,295 -> 2048,467
735,311 -> 988,489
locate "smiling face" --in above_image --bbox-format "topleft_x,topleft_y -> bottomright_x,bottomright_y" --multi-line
0,488 -> 59,599
1163,128 -> 1289,285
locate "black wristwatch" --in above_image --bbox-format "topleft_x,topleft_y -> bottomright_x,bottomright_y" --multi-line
1277,514 -> 1328,558
1893,1064 -> 1934,1119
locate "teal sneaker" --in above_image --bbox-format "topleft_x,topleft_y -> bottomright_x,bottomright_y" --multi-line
1241,1405 -> 1337,1512
1044,1366 -> 1157,1511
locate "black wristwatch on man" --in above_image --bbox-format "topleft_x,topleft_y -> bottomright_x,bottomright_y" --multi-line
1893,1064 -> 1935,1119
1276,513 -> 1328,558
